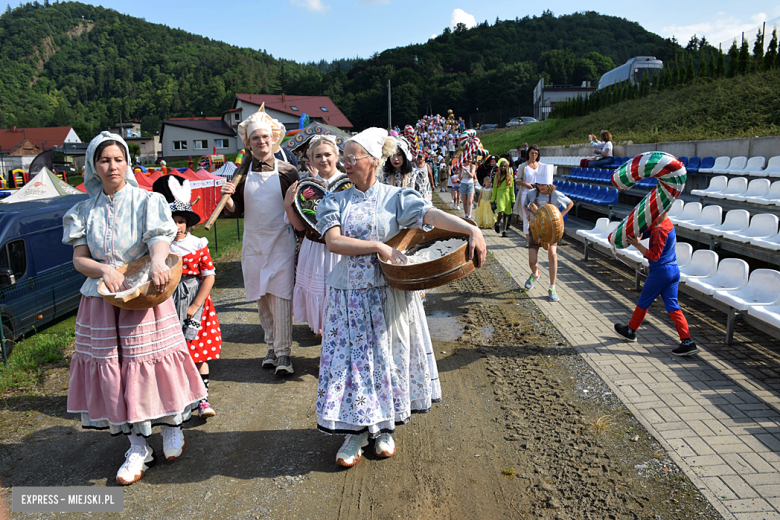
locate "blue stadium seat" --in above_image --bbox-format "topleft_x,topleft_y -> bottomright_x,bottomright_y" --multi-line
697,156 -> 715,172
602,188 -> 619,205
677,156 -> 689,167
686,156 -> 702,173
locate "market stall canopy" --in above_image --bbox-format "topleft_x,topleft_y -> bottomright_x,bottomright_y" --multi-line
212,162 -> 238,179
1,167 -> 83,203
281,121 -> 351,154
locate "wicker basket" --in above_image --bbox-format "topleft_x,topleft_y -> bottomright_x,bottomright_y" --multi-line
98,254 -> 182,310
379,218 -> 477,291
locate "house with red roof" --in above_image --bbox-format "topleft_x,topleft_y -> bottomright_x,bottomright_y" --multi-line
229,94 -> 353,132
0,125 -> 82,173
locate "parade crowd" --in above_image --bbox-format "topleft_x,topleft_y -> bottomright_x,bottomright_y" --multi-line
63,107 -> 695,488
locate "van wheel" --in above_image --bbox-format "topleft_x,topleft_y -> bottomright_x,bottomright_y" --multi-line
1,324 -> 14,360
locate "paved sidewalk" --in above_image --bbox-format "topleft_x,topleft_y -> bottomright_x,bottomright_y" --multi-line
436,191 -> 780,520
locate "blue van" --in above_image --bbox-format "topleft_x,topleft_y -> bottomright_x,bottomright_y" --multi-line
0,194 -> 88,356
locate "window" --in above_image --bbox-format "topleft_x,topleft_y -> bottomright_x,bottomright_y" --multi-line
234,113 -> 240,121
215,139 -> 229,149
290,106 -> 298,111
173,141 -> 187,150
194,140 -> 208,150
320,107 -> 329,112
0,239 -> 27,281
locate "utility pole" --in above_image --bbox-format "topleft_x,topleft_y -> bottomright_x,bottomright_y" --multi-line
387,80 -> 392,131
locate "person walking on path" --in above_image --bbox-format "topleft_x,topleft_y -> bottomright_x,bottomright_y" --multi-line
491,158 -> 515,237
314,127 -> 486,468
514,145 -> 540,243
613,210 -> 699,356
220,108 -> 299,375
523,166 -> 573,302
63,132 -> 206,486
458,156 -> 477,220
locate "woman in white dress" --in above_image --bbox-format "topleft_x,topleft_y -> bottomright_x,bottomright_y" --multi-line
284,136 -> 343,337
314,128 -> 486,467
516,145 -> 540,243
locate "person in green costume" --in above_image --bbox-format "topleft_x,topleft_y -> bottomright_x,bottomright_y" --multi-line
490,158 -> 515,237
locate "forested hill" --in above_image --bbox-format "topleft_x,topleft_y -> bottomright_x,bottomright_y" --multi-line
0,1 -> 309,138
0,2 -> 679,138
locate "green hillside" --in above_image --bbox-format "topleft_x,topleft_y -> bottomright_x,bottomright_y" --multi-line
479,68 -> 780,155
1,2 -> 679,138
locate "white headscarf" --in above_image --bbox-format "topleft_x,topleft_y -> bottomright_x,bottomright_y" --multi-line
349,127 -> 389,159
83,131 -> 138,198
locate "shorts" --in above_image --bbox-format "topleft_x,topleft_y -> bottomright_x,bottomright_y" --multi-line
527,238 -> 557,251
459,183 -> 475,195
452,183 -> 460,191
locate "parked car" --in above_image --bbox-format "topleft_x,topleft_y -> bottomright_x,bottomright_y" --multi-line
0,194 -> 88,357
506,116 -> 539,127
478,124 -> 498,131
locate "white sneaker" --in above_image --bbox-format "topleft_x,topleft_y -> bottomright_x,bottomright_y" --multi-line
374,433 -> 396,458
161,426 -> 186,461
116,444 -> 156,485
336,432 -> 369,467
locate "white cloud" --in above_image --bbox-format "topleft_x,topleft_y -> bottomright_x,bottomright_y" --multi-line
290,0 -> 330,13
431,33 -> 438,39
450,8 -> 476,30
660,12 -> 772,48
356,0 -> 390,4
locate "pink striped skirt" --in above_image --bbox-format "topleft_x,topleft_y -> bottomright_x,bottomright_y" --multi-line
67,296 -> 207,437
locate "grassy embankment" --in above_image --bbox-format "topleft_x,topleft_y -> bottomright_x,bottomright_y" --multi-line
0,217 -> 243,394
480,68 -> 780,156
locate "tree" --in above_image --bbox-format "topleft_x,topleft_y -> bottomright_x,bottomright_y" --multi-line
686,34 -> 700,52
765,28 -> 778,70
737,36 -> 751,75
127,143 -> 140,164
752,28 -> 764,72
696,50 -> 706,80
699,36 -> 709,49
726,41 -> 738,77
716,46 -> 726,78
684,53 -> 695,83
707,50 -> 716,78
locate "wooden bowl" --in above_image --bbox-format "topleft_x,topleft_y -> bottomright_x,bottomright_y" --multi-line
378,218 -> 478,291
98,254 -> 182,310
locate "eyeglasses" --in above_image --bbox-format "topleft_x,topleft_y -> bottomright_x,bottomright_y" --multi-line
345,154 -> 371,166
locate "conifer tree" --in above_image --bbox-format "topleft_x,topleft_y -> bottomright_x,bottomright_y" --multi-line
737,36 -> 751,74
707,51 -> 716,78
685,53 -> 695,82
639,73 -> 650,96
671,54 -> 681,85
716,47 -> 726,77
726,41 -> 738,77
696,50 -> 706,80
764,28 -> 777,70
752,28 -> 764,72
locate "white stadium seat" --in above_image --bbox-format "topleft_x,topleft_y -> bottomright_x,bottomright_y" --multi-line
618,238 -> 649,263
747,303 -> 780,329
700,156 -> 730,174
576,218 -> 609,240
708,177 -> 748,200
713,269 -> 780,311
679,250 -> 718,283
667,199 -> 685,219
730,178 -> 770,202
723,156 -> 748,174
676,242 -> 693,268
593,222 -> 621,247
746,180 -> 780,205
670,202 -> 701,224
721,214 -> 779,243
743,156 -> 767,176
700,209 -> 750,236
756,156 -> 780,178
750,232 -> 780,251
691,176 -> 727,197
678,205 -> 722,230
685,258 -> 749,295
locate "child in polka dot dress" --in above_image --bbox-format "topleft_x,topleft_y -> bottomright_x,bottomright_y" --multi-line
153,175 -> 222,418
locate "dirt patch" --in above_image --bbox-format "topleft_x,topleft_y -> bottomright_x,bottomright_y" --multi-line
0,232 -> 721,518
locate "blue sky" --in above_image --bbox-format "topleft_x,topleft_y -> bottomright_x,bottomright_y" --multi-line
76,0 -> 780,63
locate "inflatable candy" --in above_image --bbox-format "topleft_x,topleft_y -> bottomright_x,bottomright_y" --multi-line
459,129 -> 475,149
531,204 -> 565,250
292,175 -> 354,244
453,132 -> 488,170
608,152 -> 687,249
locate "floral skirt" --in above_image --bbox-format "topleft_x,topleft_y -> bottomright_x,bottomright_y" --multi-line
67,296 -> 207,437
316,286 -> 441,438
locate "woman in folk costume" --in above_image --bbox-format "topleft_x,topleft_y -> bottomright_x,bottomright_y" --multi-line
282,135 -> 343,338
220,107 -> 299,375
381,136 -> 414,188
514,144 -> 540,243
63,132 -> 206,485
491,158 -> 516,237
411,152 -> 433,201
314,128 -> 487,467
153,175 -> 222,418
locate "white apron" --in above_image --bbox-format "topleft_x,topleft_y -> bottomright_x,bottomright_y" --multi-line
242,160 -> 296,301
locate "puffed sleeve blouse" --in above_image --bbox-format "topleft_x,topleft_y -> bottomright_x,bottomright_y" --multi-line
62,183 -> 178,297
315,181 -> 433,290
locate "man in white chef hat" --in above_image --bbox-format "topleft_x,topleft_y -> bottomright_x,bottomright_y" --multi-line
221,105 -> 300,375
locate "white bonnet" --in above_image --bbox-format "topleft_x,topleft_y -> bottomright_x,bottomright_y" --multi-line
349,127 -> 389,159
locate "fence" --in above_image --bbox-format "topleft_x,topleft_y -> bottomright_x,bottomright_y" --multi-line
468,104 -> 556,127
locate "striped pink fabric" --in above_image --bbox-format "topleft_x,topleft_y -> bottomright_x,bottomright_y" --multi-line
67,296 -> 206,429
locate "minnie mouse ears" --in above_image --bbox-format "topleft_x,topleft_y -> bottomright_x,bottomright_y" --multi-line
152,175 -> 201,227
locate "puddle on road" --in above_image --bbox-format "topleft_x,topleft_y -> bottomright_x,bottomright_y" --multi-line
427,312 -> 463,342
